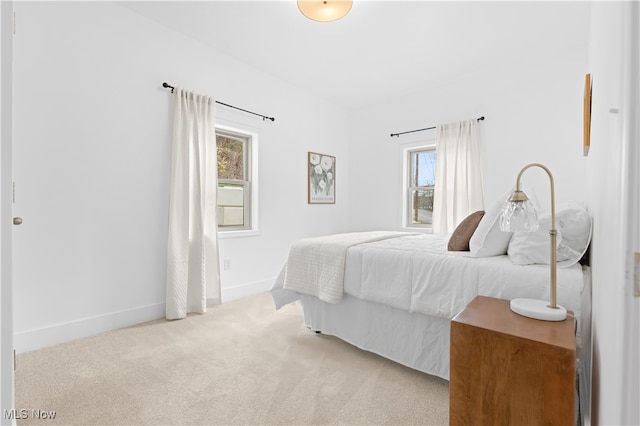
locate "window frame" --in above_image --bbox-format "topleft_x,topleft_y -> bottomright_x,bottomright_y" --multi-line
215,124 -> 259,238
402,143 -> 436,231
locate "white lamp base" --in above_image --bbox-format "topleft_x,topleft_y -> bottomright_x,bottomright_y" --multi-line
510,298 -> 567,321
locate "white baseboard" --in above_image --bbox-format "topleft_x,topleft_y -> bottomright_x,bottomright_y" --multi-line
15,278 -> 276,354
220,278 -> 274,303
14,302 -> 166,354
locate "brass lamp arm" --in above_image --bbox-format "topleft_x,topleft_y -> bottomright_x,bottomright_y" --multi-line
515,163 -> 556,231
515,162 -> 558,309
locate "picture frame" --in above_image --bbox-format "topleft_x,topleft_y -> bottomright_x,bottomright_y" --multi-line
308,152 -> 336,204
583,73 -> 592,157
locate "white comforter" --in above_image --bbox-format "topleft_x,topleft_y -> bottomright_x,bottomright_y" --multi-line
273,233 -> 585,322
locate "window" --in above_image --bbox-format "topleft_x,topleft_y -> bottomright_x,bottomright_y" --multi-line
405,146 -> 436,228
216,125 -> 257,234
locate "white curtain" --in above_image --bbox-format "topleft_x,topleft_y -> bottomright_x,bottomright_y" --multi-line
432,119 -> 484,234
166,87 -> 221,320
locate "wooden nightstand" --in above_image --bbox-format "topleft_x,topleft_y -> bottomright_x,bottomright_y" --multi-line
449,296 -> 576,425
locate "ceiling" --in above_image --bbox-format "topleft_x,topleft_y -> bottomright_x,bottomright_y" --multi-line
120,1 -> 592,110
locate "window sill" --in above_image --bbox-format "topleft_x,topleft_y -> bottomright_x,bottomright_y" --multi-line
218,229 -> 261,239
401,226 -> 433,234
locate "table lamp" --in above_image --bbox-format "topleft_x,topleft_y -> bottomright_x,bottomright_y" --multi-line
499,163 -> 567,321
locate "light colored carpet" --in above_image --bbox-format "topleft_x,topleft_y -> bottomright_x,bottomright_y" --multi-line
15,292 -> 449,425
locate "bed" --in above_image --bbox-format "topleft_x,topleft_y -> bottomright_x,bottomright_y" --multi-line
270,202 -> 592,382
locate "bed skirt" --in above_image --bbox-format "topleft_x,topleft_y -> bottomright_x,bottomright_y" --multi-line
299,294 -> 451,380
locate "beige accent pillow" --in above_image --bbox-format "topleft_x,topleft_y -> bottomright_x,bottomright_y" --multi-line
448,210 -> 486,251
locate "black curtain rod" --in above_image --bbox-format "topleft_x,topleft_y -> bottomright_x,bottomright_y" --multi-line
162,82 -> 275,122
390,116 -> 485,138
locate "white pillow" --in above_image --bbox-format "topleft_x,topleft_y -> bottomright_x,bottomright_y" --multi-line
469,189 -> 514,257
507,202 -> 592,268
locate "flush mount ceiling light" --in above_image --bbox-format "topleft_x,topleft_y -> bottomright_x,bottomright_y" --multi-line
298,0 -> 353,22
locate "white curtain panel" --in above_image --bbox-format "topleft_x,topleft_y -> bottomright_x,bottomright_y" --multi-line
432,119 -> 484,234
166,87 -> 221,320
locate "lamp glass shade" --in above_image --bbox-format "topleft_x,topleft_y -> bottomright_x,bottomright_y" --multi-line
499,195 -> 539,232
298,0 -> 352,22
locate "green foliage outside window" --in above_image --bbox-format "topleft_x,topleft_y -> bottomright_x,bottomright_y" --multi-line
217,135 -> 244,180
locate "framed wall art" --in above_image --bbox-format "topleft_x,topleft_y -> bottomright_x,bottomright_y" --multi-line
308,152 -> 336,204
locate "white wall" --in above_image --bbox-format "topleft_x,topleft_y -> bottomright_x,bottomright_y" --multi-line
12,1 -> 350,353
586,2 -> 640,424
348,43 -> 589,231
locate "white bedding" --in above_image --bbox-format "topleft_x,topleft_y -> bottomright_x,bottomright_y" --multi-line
275,233 -> 585,323
272,232 -> 589,380
283,231 -> 411,303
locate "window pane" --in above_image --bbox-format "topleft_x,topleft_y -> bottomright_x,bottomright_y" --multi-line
217,135 -> 244,180
410,150 -> 436,187
410,188 -> 434,225
217,183 -> 245,227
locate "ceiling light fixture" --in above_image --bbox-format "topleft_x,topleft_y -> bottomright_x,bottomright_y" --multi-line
298,0 -> 352,22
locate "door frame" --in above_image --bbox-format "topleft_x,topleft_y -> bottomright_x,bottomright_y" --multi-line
1,1 -> 15,423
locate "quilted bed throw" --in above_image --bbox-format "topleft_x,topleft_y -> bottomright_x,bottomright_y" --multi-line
283,231 -> 410,303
